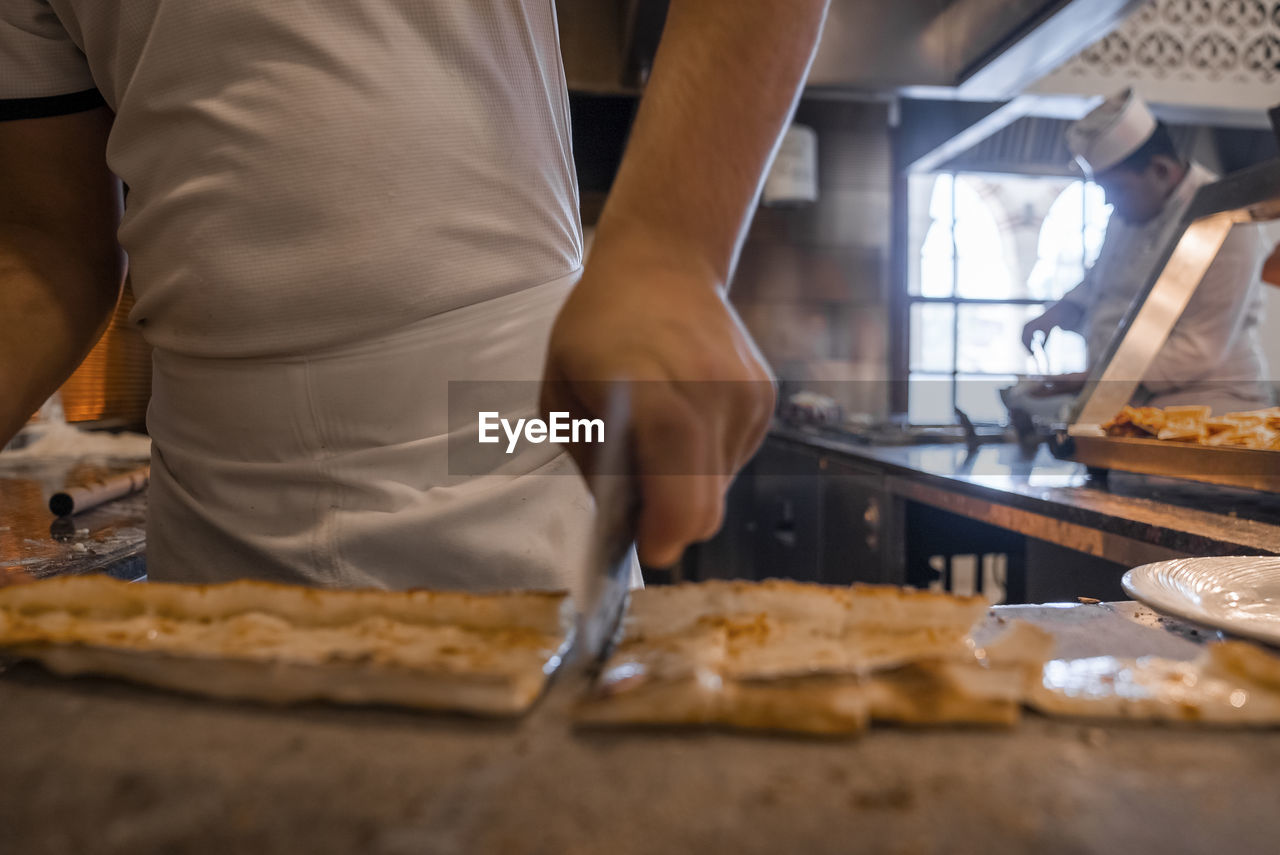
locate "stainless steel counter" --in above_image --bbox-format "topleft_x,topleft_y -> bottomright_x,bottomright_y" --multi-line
0,460 -> 147,584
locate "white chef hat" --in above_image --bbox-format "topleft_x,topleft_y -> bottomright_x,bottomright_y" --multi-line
1065,88 -> 1158,175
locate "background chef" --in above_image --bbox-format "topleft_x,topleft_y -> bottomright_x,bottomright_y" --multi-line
0,2 -> 830,591
1022,88 -> 1274,415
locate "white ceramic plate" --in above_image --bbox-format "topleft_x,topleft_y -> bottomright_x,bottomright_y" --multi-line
1123,556 -> 1280,647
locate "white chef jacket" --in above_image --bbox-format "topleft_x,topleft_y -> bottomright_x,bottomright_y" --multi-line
0,0 -> 582,358
144,270 -> 625,593
0,2 -> 639,592
1061,163 -> 1273,414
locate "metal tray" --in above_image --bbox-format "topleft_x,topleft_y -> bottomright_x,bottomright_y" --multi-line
1066,432 -> 1280,492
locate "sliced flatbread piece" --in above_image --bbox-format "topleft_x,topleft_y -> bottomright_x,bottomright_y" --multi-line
1102,406 -> 1165,437
0,575 -> 572,716
1154,405 -> 1208,442
623,580 -> 986,640
867,620 -> 1054,727
1206,425 -> 1278,449
1162,405 -> 1211,422
1027,643 -> 1280,726
615,580 -> 988,679
576,670 -> 872,736
578,581 -> 1007,735
868,661 -> 1022,727
1204,640 -> 1280,691
1204,417 -> 1238,437
1156,424 -> 1205,442
1126,406 -> 1166,436
1221,411 -> 1268,428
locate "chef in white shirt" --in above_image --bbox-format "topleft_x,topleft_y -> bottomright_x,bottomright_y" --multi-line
0,2 -> 828,590
1022,88 -> 1274,415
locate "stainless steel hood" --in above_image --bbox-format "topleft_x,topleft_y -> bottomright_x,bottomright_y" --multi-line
557,0 -> 1147,99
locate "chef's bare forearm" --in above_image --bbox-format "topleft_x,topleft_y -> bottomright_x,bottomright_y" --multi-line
0,234 -> 121,444
591,0 -> 829,285
0,109 -> 123,446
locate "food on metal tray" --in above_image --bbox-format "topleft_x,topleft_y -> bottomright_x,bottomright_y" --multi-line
1102,405 -> 1280,450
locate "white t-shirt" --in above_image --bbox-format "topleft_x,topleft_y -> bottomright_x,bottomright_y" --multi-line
0,0 -> 583,358
1061,163 -> 1272,412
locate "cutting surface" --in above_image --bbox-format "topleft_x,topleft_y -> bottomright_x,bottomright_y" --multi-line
1,602 -> 1278,854
0,459 -> 147,584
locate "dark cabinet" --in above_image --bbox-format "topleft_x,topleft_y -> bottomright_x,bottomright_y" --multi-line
680,454 -> 762,582
681,437 -> 892,585
675,435 -> 1142,604
752,441 -> 824,582
819,457 -> 893,585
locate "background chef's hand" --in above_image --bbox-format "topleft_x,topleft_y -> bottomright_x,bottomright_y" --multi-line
540,226 -> 775,568
1026,371 -> 1088,397
1021,301 -> 1082,353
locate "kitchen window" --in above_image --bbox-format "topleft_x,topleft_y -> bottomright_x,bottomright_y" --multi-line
906,171 -> 1111,424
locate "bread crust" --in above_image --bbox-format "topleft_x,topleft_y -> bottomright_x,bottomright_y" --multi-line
1029,649 -> 1280,726
1103,405 -> 1280,450
578,580 -> 1032,736
0,574 -> 569,632
0,575 -> 571,716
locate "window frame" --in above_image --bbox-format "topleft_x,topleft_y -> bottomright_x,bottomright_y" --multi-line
898,168 -> 1104,423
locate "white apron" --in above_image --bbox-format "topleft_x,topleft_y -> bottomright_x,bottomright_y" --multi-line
146,270 -> 634,593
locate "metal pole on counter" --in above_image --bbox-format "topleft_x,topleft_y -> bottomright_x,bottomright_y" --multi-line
48,465 -> 150,517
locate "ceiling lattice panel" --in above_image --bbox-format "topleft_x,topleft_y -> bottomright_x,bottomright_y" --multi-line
1035,0 -> 1280,114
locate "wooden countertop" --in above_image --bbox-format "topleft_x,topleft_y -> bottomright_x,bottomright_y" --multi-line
1,602 -> 1278,853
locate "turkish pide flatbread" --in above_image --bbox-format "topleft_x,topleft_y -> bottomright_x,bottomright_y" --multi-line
0,575 -> 572,716
576,580 -> 1050,735
1028,640 -> 1280,726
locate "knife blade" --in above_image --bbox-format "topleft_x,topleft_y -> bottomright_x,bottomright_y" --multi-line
572,383 -> 641,666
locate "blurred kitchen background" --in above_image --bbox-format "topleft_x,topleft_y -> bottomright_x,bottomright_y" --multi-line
53,0 -> 1280,434
563,0 -> 1280,429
